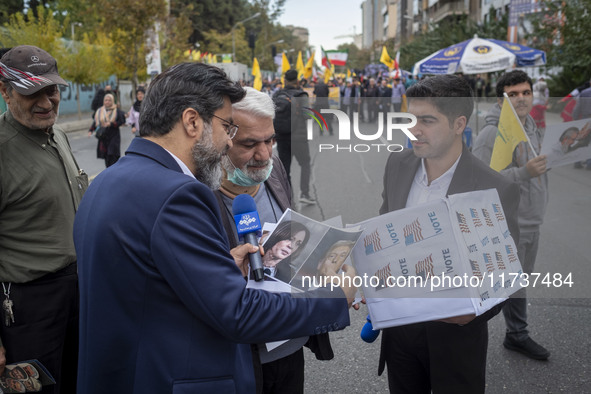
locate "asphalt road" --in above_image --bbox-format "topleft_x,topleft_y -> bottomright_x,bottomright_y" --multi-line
66,110 -> 591,393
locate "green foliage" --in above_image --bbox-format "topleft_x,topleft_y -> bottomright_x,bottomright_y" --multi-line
161,12 -> 193,69
1,6 -> 65,54
184,0 -> 289,68
61,32 -> 114,85
337,42 -> 371,71
527,0 -> 591,96
172,0 -> 249,45
0,0 -> 23,27
97,0 -> 167,85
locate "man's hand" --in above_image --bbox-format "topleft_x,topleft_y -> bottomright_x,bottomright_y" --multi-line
525,155 -> 547,177
0,345 -> 6,375
438,314 -> 476,325
341,264 -> 359,308
230,243 -> 262,277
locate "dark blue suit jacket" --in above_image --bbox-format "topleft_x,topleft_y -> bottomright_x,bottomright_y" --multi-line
74,138 -> 349,394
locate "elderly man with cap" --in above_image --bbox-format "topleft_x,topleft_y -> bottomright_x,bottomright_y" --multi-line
0,45 -> 87,393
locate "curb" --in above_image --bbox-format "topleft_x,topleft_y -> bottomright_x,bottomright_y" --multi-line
59,119 -> 92,133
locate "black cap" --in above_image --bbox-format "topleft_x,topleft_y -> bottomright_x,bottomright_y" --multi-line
285,69 -> 298,82
0,45 -> 67,95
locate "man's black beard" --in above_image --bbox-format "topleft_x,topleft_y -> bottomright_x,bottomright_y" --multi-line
191,124 -> 225,190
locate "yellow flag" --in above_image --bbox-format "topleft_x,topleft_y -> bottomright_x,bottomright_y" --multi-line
296,51 -> 305,79
212,54 -> 218,63
252,57 -> 262,91
347,68 -> 351,79
207,53 -> 213,64
191,50 -> 201,62
490,97 -> 528,172
304,51 -> 315,80
401,94 -> 408,112
184,49 -> 191,59
324,66 -> 332,84
281,53 -> 290,74
380,46 -> 395,70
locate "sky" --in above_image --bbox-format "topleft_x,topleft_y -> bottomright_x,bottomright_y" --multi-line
278,0 -> 363,54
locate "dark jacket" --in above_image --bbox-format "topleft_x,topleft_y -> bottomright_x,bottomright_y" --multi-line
378,145 -> 521,376
75,138 -> 349,394
92,108 -> 125,159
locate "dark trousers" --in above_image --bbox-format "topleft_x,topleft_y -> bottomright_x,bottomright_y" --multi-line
503,230 -> 539,341
261,348 -> 304,394
276,140 -> 311,197
380,320 -> 488,394
105,155 -> 119,168
0,264 -> 79,394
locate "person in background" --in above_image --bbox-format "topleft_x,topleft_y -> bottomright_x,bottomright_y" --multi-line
365,78 -> 379,123
572,80 -> 591,169
89,93 -> 125,167
391,77 -> 406,113
0,44 -> 87,394
273,69 -> 316,205
90,87 -> 105,114
126,86 -> 145,135
473,70 -> 550,361
530,76 -> 549,132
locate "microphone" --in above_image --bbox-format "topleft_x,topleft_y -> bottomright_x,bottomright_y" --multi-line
232,194 -> 264,281
360,315 -> 380,343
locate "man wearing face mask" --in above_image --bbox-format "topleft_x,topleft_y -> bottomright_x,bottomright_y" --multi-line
214,87 -> 334,394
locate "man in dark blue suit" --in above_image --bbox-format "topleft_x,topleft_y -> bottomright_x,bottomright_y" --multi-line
74,63 -> 355,394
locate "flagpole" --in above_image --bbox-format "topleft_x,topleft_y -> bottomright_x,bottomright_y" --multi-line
503,93 -> 538,156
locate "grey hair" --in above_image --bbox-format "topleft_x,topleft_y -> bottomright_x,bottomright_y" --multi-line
232,87 -> 275,119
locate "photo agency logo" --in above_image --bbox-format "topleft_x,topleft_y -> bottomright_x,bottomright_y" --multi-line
303,107 -> 418,153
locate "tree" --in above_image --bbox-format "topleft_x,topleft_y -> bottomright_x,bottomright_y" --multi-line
61,33 -> 115,118
3,5 -> 117,119
161,12 -> 193,69
527,0 -> 591,96
2,6 -> 65,56
0,0 -> 23,27
97,0 -> 167,90
172,0 -> 250,46
337,42 -> 371,71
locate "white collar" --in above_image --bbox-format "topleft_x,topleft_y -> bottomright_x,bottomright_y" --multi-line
164,148 -> 195,179
416,154 -> 462,189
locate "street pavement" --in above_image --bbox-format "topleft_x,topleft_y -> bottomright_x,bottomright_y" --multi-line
63,107 -> 591,393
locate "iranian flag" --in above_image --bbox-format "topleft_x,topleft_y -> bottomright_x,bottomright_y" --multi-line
324,49 -> 348,66
321,46 -> 332,69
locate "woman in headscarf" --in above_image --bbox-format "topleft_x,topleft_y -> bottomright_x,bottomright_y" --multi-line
126,86 -> 145,135
90,93 -> 125,167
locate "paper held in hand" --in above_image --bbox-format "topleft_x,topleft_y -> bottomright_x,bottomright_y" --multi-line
348,189 -> 524,329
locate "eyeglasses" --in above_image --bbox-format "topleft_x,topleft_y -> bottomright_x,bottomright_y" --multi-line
211,114 -> 239,139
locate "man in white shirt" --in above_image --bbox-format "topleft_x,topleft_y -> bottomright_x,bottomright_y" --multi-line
378,74 -> 521,394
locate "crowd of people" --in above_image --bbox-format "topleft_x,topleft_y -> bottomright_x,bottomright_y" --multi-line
1,43 -> 589,394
